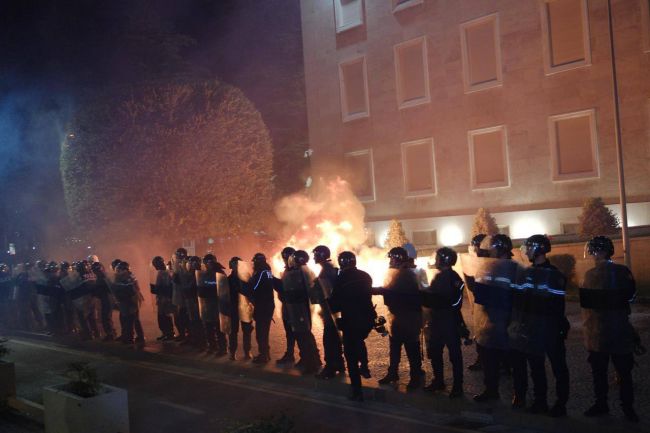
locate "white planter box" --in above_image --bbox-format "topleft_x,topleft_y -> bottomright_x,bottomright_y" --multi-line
43,383 -> 129,433
0,361 -> 16,398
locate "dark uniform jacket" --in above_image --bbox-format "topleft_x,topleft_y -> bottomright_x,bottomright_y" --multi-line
422,269 -> 464,342
329,267 -> 375,337
508,261 -> 567,355
581,261 -> 636,354
244,266 -> 275,317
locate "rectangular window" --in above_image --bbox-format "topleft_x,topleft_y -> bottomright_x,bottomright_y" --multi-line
540,0 -> 591,74
642,0 -> 650,53
549,109 -> 599,181
392,0 -> 423,13
344,149 -> 376,202
460,13 -> 502,92
412,230 -> 437,247
561,222 -> 579,235
394,36 -> 430,109
334,0 -> 364,33
469,126 -> 510,189
401,138 -> 436,196
338,56 -> 370,122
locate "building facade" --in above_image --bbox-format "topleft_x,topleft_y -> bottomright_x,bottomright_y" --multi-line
299,0 -> 650,248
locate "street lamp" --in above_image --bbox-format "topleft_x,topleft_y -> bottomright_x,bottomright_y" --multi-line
606,0 -> 631,269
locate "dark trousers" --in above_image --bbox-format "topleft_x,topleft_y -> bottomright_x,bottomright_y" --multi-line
120,310 -> 144,342
343,332 -> 367,390
295,330 -> 321,369
97,294 -> 115,338
78,309 -> 99,339
430,337 -> 463,387
360,341 -> 369,368
323,321 -> 345,370
511,341 -> 569,405
174,306 -> 189,337
388,333 -> 422,379
281,309 -> 296,356
588,351 -> 634,408
254,312 -> 273,357
230,321 -> 254,355
478,344 -> 505,394
157,311 -> 174,337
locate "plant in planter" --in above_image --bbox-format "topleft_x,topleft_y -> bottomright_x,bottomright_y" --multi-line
43,361 -> 129,433
0,337 -> 16,400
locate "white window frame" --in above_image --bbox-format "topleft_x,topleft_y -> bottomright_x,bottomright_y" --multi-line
642,0 -> 650,53
401,138 -> 437,197
459,13 -> 503,93
468,125 -> 511,190
334,0 -> 364,34
392,0 -> 424,13
344,149 -> 376,203
548,108 -> 600,182
394,36 -> 431,109
540,0 -> 592,75
338,55 -> 370,122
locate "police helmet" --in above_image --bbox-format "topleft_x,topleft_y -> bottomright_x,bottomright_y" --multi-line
203,254 -> 217,265
110,259 -> 122,271
175,248 -> 188,260
152,256 -> 166,271
435,247 -> 458,269
0,263 -> 9,273
229,256 -> 241,270
469,234 -> 488,256
293,250 -> 309,266
35,260 -> 46,271
337,251 -> 356,269
45,261 -> 60,273
187,256 -> 202,271
115,261 -> 130,272
74,261 -> 87,274
312,245 -> 331,263
585,236 -> 614,259
280,247 -> 296,262
90,261 -> 105,274
60,261 -> 71,271
252,253 -> 267,263
522,234 -> 551,261
488,234 -> 513,258
387,247 -> 409,267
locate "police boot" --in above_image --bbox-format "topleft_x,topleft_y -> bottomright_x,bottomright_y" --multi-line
622,406 -> 639,423
359,365 -> 371,379
529,399 -> 548,414
406,374 -> 422,392
348,386 -> 364,402
424,379 -> 445,392
449,384 -> 464,399
548,402 -> 567,418
276,352 -> 295,365
583,403 -> 609,417
473,390 -> 500,403
378,372 -> 399,385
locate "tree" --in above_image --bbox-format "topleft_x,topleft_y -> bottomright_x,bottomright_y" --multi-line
578,197 -> 619,238
60,79 -> 274,242
471,208 -> 499,237
384,219 -> 409,249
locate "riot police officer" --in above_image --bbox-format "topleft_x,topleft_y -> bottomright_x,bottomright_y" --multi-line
581,236 -> 638,422
422,247 -> 464,398
281,250 -> 321,374
244,253 -> 276,364
112,261 -> 145,345
312,245 -> 345,379
228,257 -> 254,360
374,247 -> 424,391
329,251 -> 376,401
91,261 -> 116,341
509,235 -> 569,416
198,254 -> 228,355
470,234 -> 517,402
275,246 -> 297,366
151,256 -> 175,341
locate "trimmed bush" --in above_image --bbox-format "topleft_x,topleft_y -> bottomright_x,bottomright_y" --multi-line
60,79 -> 274,241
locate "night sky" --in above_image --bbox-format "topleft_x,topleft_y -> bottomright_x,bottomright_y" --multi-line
0,0 -> 307,261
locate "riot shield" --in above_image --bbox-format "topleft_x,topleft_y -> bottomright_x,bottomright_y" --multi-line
282,269 -> 312,333
460,254 -> 518,350
216,272 -> 232,334
238,293 -> 254,323
149,267 -> 159,295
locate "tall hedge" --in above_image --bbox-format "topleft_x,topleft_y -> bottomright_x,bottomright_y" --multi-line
60,79 -> 274,241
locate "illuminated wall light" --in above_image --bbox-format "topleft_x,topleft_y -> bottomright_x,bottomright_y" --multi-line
510,217 -> 547,239
439,225 -> 464,246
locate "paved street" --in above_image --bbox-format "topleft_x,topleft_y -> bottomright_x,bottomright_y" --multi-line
2,299 -> 649,433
